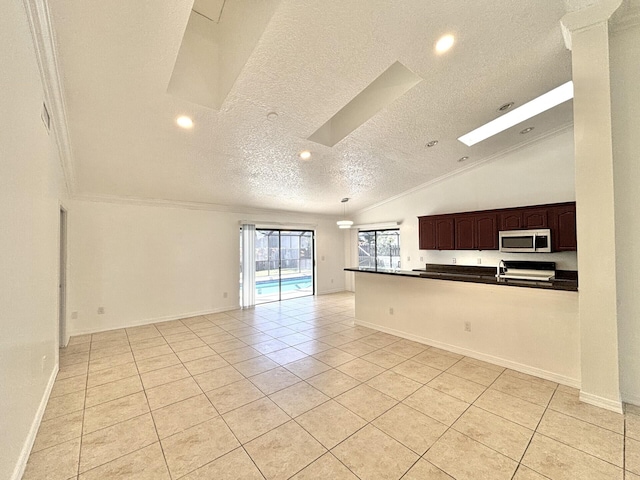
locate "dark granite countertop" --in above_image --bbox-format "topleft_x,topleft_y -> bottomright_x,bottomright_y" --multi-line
344,265 -> 578,292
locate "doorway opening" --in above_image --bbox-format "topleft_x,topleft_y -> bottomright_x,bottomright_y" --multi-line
59,207 -> 67,347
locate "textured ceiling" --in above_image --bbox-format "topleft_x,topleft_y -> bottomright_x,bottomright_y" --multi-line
49,0 -> 573,215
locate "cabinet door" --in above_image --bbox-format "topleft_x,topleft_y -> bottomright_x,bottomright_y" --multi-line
476,213 -> 498,250
436,217 -> 455,250
523,208 -> 548,228
553,204 -> 577,251
418,217 -> 436,250
455,216 -> 475,250
500,211 -> 522,230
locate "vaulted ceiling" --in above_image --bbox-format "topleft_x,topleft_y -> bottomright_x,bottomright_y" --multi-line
49,0 -> 573,215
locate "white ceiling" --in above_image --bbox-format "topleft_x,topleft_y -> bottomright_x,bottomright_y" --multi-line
49,0 -> 573,215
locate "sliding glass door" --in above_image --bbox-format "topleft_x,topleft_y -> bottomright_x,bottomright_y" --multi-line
254,229 -> 314,304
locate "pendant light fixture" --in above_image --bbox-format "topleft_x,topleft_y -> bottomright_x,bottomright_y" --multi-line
337,197 -> 353,229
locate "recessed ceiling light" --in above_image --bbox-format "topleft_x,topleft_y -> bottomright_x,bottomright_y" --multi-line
299,150 -> 312,160
458,156 -> 469,162
520,127 -> 535,134
266,111 -> 279,121
498,102 -> 514,112
426,140 -> 438,148
458,81 -> 573,147
176,116 -> 193,129
435,34 -> 455,54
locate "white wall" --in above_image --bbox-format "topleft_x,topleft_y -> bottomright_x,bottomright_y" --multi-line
66,199 -> 346,335
0,2 -> 67,479
611,22 -> 640,405
347,128 -> 577,279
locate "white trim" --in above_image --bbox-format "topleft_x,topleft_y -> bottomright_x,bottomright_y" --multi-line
355,124 -> 574,215
354,222 -> 401,231
241,221 -> 318,229
622,392 -> 640,407
67,306 -> 238,337
11,364 -> 59,480
579,391 -> 624,414
354,318 -> 581,389
22,0 -> 76,194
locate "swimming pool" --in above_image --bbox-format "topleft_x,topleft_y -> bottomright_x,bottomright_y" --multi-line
256,276 -> 313,295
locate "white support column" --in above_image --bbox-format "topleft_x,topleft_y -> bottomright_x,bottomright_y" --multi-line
561,1 -> 623,412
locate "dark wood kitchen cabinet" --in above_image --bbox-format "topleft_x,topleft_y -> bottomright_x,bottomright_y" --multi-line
551,203 -> 577,251
419,215 -> 454,250
455,213 -> 497,250
500,208 -> 547,230
418,217 -> 436,250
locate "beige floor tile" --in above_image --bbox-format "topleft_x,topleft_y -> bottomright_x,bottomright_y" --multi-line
223,397 -> 290,443
474,389 -> 546,430
23,437 -> 80,480
50,374 -> 87,398
290,452 -> 358,479
43,390 -> 85,421
382,340 -> 428,359
403,386 -> 469,426
339,341 -> 379,357
78,442 -> 170,480
253,339 -> 289,354
296,340 -> 332,355
140,363 -> 190,389
278,332 -> 313,346
312,348 -> 356,367
318,333 -> 353,347
412,349 -> 460,370
549,390 -> 624,433
512,465 -> 549,479
269,381 -> 329,417
82,391 -> 149,434
161,416 -> 240,478
402,459 -> 454,480
33,410 -> 83,452
152,394 -> 218,438
205,378 -> 264,414
234,356 -> 279,376
296,400 -> 366,449
428,372 -> 486,403
504,369 -> 558,389
146,376 -> 202,410
193,365 -> 245,392
335,384 -> 397,421
537,409 -> 623,466
391,359 -> 441,384
307,369 -> 360,398
79,413 -> 158,473
628,404 -> 640,416
59,352 -> 90,368
265,347 -> 309,365
425,429 -> 517,480
57,362 -> 89,381
491,374 -> 555,407
462,356 -> 507,372
359,334 -> 399,349
87,362 -> 138,388
361,349 -> 405,369
210,338 -> 249,353
336,358 -> 385,382
88,352 -> 134,373
373,403 -> 447,454
131,344 -> 174,361
68,334 -> 92,345
371,365 -> 424,397
218,346 -> 262,364
522,433 -> 623,480
181,447 -> 264,480
135,352 -> 180,373
182,354 -> 229,375
128,335 -> 167,350
249,366 -> 301,394
446,359 -> 502,386
332,424 -> 418,480
284,357 -> 332,379
176,345 -> 217,363
89,344 -> 132,361
628,471 -> 640,480
452,406 -> 533,461
200,332 -> 236,345
62,343 -> 91,356
85,375 -> 142,408
628,412 -> 640,440
171,338 -> 208,352
245,421 -> 326,480
92,329 -> 127,342
628,437 -> 640,475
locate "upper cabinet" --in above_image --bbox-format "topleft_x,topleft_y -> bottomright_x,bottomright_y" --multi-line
419,202 -> 576,251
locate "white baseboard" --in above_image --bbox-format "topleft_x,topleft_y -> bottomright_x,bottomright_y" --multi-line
622,392 -> 640,408
11,364 -> 59,480
67,306 -> 238,337
354,318 -> 581,389
579,391 -> 623,414
318,288 -> 347,295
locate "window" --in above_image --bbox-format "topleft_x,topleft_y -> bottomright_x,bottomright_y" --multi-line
358,229 -> 401,270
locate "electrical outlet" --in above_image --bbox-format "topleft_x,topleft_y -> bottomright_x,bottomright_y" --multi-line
97,307 -> 105,315
420,256 -> 424,262
71,311 -> 78,319
477,258 -> 482,264
389,307 -> 394,315
464,321 -> 472,332
452,258 -> 457,264
407,256 -> 411,262
223,292 -> 228,298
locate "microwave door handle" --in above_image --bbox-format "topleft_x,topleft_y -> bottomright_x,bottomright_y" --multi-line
532,233 -> 537,251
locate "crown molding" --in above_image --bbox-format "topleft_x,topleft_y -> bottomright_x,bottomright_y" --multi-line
355,123 -> 574,216
22,0 -> 76,194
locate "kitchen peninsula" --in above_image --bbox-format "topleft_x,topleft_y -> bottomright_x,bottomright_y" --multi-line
345,264 -> 580,387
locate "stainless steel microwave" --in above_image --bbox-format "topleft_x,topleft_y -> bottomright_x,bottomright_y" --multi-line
499,229 -> 552,253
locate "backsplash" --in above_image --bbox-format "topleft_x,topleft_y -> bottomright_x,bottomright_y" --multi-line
421,250 -> 578,270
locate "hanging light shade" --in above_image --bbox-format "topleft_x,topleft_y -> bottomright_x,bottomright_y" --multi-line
337,197 -> 353,229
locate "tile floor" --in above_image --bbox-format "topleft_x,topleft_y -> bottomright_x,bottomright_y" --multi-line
23,293 -> 639,480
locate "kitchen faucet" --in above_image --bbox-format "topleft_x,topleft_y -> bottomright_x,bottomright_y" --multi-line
496,259 -> 506,278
